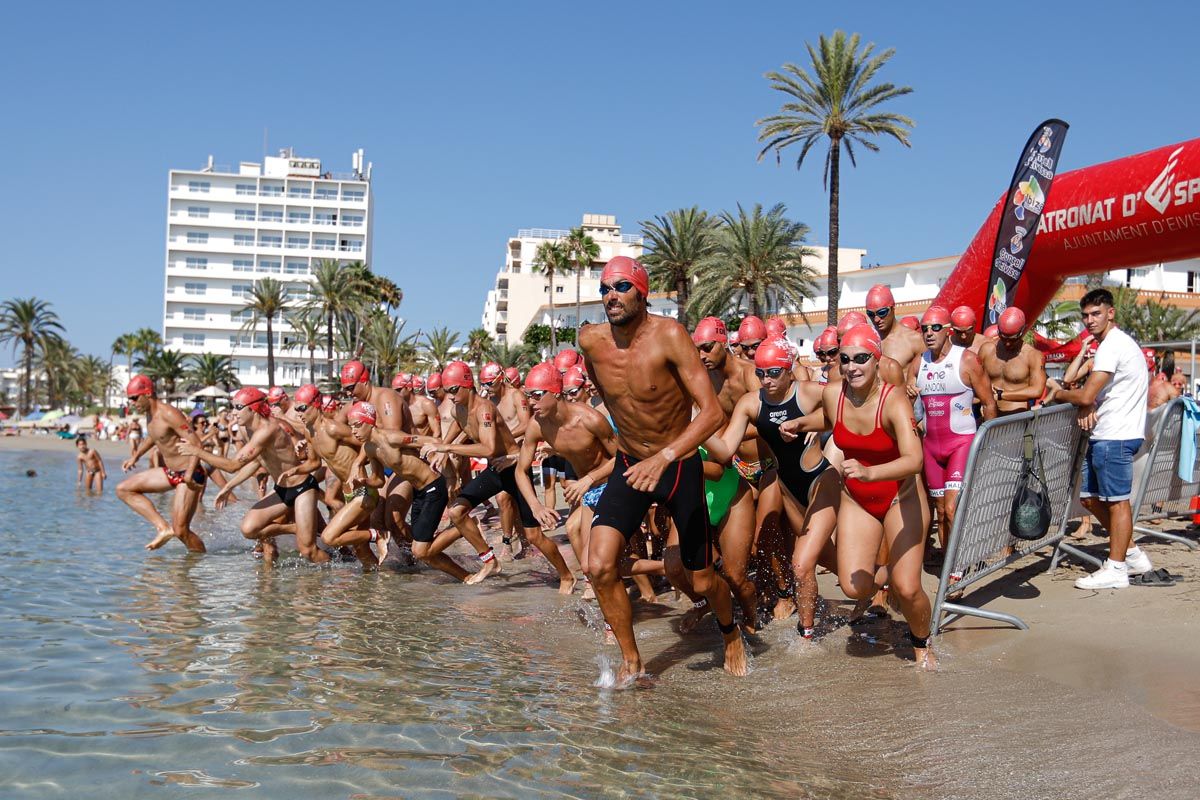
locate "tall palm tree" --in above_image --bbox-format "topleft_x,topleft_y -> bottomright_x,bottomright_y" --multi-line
688,203 -> 819,320
0,297 -> 65,414
757,30 -> 914,325
531,240 -> 569,351
464,327 -> 494,368
240,277 -> 288,388
131,327 -> 163,365
640,207 -> 720,325
72,354 -> 114,410
111,332 -> 137,374
305,259 -> 369,380
563,226 -> 600,334
420,326 -> 461,370
1035,299 -> 1080,340
486,340 -> 534,370
187,353 -> 240,391
284,310 -> 323,385
137,349 -> 188,394
361,311 -> 417,380
39,336 -> 78,409
1115,291 -> 1200,345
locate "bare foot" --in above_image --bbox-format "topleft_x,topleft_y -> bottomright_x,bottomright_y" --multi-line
848,595 -> 875,624
773,596 -> 797,621
615,659 -> 648,688
145,528 -> 175,551
914,646 -> 939,671
581,580 -> 596,601
465,556 -> 502,585
638,591 -> 658,603
373,529 -> 390,563
511,536 -> 528,559
262,539 -> 278,565
723,632 -> 749,677
558,574 -> 578,595
497,538 -> 514,562
679,601 -> 710,634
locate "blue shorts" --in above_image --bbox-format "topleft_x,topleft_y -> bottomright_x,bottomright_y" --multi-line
1080,438 -> 1143,502
582,484 -> 606,510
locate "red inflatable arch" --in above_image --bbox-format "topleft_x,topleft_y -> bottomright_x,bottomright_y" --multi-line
934,138 -> 1200,350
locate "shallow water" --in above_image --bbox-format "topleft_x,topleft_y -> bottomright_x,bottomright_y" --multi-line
2,449 -> 1199,799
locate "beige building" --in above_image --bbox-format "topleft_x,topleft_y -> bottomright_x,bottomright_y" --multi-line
480,214 -> 644,345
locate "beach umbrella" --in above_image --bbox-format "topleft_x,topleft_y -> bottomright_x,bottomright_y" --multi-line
191,385 -> 230,398
41,409 -> 66,422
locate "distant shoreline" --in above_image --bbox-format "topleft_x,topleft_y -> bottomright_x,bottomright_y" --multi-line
0,434 -> 130,457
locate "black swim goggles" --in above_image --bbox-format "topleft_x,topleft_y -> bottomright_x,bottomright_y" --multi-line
921,323 -> 946,333
865,307 -> 891,319
755,367 -> 786,379
524,389 -> 550,400
599,280 -> 635,296
839,352 -> 874,365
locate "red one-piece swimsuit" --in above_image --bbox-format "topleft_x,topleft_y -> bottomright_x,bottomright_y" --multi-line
833,383 -> 902,519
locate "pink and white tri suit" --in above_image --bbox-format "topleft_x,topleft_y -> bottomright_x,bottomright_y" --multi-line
917,344 -> 976,497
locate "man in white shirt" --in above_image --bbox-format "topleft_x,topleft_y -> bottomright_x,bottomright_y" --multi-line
1051,288 -> 1151,589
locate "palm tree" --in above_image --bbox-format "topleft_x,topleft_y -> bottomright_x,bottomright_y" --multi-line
687,203 -> 819,320
531,240 -> 569,351
187,353 -> 240,391
757,31 -> 914,325
0,297 -> 65,414
361,311 -> 417,380
137,349 -> 188,394
284,311 -> 323,384
1115,290 -> 1200,345
420,326 -> 461,370
563,226 -> 600,334
487,340 -> 534,370
131,327 -> 163,365
640,207 -> 720,325
38,337 -> 78,409
240,277 -> 288,388
306,259 -> 369,380
464,327 -> 494,368
72,354 -> 114,410
111,332 -> 137,374
1036,299 -> 1080,340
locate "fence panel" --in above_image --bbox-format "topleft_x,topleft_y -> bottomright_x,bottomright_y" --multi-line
1130,398 -> 1200,550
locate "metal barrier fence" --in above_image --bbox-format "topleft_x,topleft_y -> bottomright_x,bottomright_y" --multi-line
1130,398 -> 1200,551
931,404 -> 1096,635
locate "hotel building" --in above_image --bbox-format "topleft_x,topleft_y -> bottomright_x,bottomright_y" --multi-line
162,149 -> 374,386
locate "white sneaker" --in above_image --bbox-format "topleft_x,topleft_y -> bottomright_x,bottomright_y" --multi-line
1124,548 -> 1153,576
1075,561 -> 1130,590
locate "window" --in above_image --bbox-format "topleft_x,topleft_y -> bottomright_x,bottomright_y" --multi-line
556,285 -> 564,293
182,333 -> 205,347
184,257 -> 207,270
315,187 -> 338,200
286,235 -> 308,249
230,309 -> 253,322
314,237 -> 336,251
260,184 -> 283,197
285,261 -> 307,274
232,284 -> 253,298
259,233 -> 282,248
236,183 -> 256,196
187,180 -> 210,193
342,189 -> 364,202
285,286 -> 309,300
187,206 -> 209,219
184,282 -> 207,295
341,214 -> 364,227
287,211 -> 310,224
259,260 -> 281,273
1189,271 -> 1197,292
232,259 -> 254,272
287,186 -> 312,199
186,232 -> 208,244
340,240 -> 362,252
234,233 -> 254,246
229,334 -> 252,349
235,208 -> 255,221
314,212 -> 336,226
182,307 -> 206,321
260,209 -> 283,223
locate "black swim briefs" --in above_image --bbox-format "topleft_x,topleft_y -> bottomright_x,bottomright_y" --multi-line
274,473 -> 320,508
457,463 -> 538,528
409,476 -> 449,543
591,451 -> 713,571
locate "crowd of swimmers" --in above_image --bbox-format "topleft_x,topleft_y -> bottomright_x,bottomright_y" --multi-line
104,256 -> 1179,685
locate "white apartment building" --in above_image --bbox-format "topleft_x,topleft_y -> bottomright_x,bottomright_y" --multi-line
162,148 -> 374,386
480,214 -> 644,345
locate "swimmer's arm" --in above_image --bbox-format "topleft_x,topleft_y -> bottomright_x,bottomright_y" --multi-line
864,391 -> 925,482
660,324 -> 725,463
508,393 -> 532,439
375,393 -> 403,432
514,423 -> 550,520
187,425 -> 266,472
96,455 -> 107,480
578,413 -> 618,487
126,433 -> 156,467
375,428 -> 434,451
779,387 -> 828,438
362,451 -> 386,489
1003,350 -> 1049,402
704,395 -> 755,465
962,350 -> 998,420
76,454 -> 84,483
424,398 -> 442,439
286,439 -> 323,478
438,408 -> 498,458
218,459 -> 261,494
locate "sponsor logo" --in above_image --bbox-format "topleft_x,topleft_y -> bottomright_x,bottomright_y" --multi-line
1010,225 -> 1028,254
768,410 -> 789,425
1146,146 -> 1185,215
1037,126 -> 1054,154
1012,174 -> 1046,221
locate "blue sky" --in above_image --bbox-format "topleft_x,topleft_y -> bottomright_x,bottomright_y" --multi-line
2,1 -> 1198,365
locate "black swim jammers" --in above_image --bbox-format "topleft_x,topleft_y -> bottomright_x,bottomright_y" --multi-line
457,463 -> 539,528
591,451 -> 713,571
409,476 -> 449,543
274,473 -> 320,508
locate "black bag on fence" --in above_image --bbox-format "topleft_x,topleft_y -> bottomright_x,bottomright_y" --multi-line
1010,441 -> 1052,541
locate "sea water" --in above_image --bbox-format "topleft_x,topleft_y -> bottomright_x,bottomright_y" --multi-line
1,449 -> 1198,799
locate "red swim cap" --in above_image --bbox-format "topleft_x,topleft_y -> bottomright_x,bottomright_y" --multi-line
737,316 -> 767,343
320,394 -> 341,412
348,401 -> 377,426
766,317 -> 787,337
692,316 -> 728,345
524,362 -> 563,393
295,384 -> 321,406
479,362 -> 504,386
754,339 -> 795,370
983,325 -> 1000,338
266,386 -> 288,405
837,311 -> 869,336
504,367 -> 521,386
426,372 -> 443,390
391,372 -> 412,390
411,374 -> 425,391
951,306 -> 976,329
553,349 -> 583,373
815,327 -> 839,351
340,360 -> 369,386
126,374 -> 154,398
564,364 -> 588,391
233,387 -> 271,417
998,307 -> 1026,337
921,306 -> 951,326
600,256 -> 650,297
899,315 -> 920,331
442,360 -> 474,388
866,284 -> 895,310
840,324 -> 883,358
1142,348 -> 1157,372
